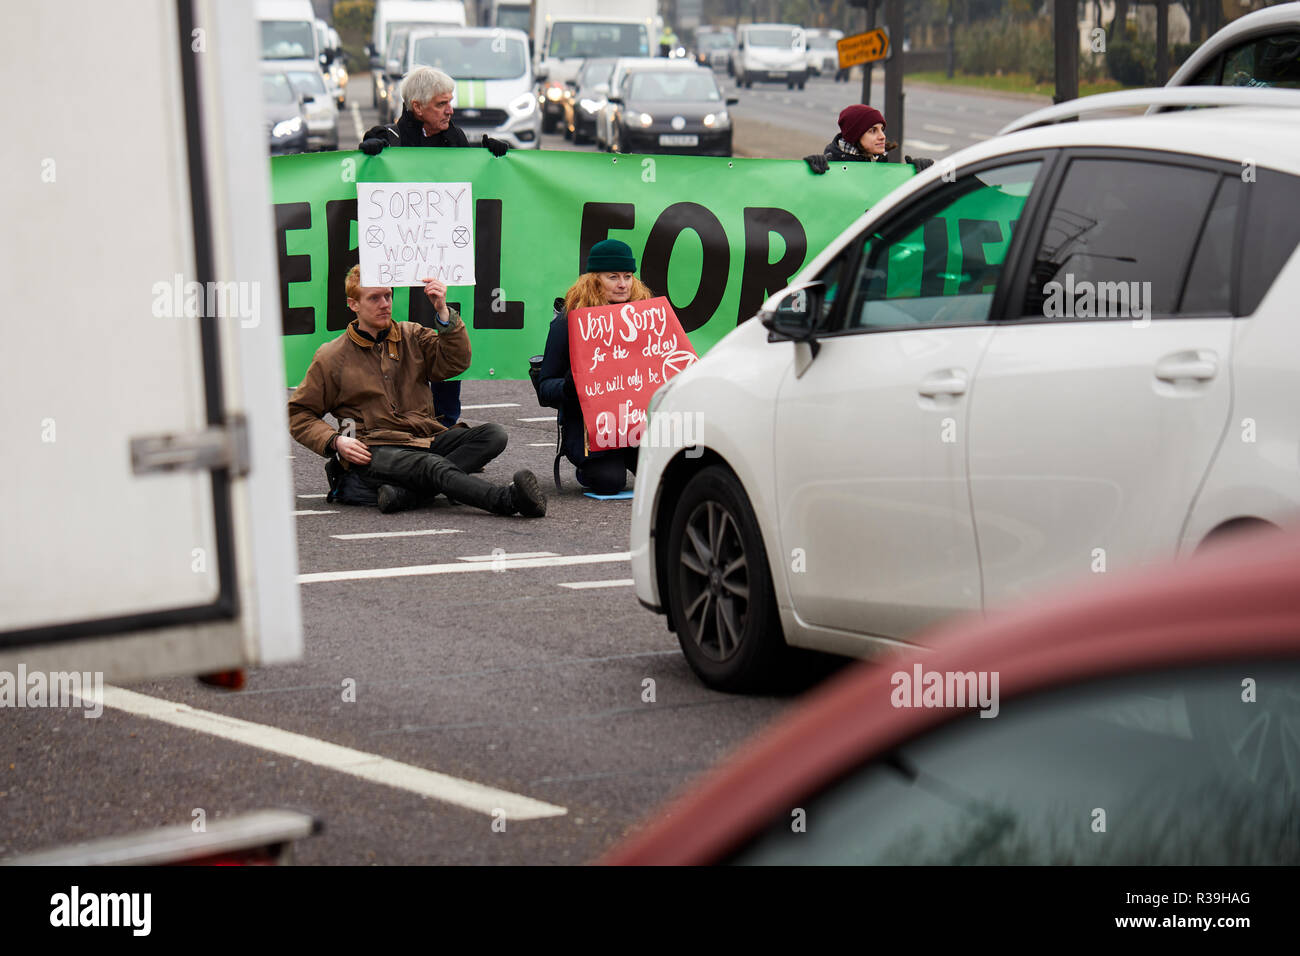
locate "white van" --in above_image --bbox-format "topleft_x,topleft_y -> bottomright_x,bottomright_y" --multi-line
734,22 -> 807,90
257,0 -> 320,62
398,27 -> 542,148
369,0 -> 468,107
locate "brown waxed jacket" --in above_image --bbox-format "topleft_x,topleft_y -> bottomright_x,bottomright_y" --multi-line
288,313 -> 471,457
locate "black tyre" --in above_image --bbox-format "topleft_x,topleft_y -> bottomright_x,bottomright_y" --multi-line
542,112 -> 558,134
665,466 -> 786,692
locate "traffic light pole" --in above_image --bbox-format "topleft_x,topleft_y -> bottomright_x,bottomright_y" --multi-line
861,0 -> 877,107
884,0 -> 904,162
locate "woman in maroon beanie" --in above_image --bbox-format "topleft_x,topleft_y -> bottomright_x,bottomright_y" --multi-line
804,104 -> 933,173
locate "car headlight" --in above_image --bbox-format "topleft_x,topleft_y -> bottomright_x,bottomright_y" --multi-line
638,112 -> 653,127
509,92 -> 537,116
579,98 -> 604,114
272,116 -> 303,138
545,85 -> 564,101
703,111 -> 729,127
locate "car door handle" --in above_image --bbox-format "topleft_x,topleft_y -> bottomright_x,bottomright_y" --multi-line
1154,351 -> 1218,383
919,370 -> 968,398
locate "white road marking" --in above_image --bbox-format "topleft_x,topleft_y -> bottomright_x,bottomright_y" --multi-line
300,551 -> 631,584
558,579 -> 635,590
298,493 -> 329,499
923,123 -> 956,134
350,102 -> 365,141
461,403 -> 521,410
294,509 -> 339,516
518,416 -> 556,422
969,132 -> 991,140
81,685 -> 566,820
906,139 -> 949,151
332,529 -> 465,540
458,551 -> 558,562
528,442 -> 555,447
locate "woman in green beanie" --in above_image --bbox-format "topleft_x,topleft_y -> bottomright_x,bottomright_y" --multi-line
536,239 -> 654,494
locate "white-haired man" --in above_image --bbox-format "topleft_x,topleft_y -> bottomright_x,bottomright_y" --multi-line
360,65 -> 509,156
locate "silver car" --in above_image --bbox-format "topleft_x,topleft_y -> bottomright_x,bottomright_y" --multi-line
265,61 -> 339,150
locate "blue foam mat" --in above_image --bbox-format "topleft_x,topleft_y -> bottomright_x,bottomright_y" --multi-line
583,490 -> 635,500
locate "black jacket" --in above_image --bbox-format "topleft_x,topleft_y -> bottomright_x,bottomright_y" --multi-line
537,299 -> 589,466
362,109 -> 470,148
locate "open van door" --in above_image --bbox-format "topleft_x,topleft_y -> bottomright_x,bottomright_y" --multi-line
1,0 -> 302,683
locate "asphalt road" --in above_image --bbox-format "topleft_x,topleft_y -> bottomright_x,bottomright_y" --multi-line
0,380 -> 828,865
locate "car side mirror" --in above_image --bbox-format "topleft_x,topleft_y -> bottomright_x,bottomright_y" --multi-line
761,281 -> 826,358
725,96 -> 739,105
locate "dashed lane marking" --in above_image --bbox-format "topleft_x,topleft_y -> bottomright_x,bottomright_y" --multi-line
458,551 -> 558,562
906,138 -> 949,151
332,529 -> 465,540
923,123 -> 956,134
518,416 -> 556,422
294,510 -> 339,516
558,579 -> 635,590
79,685 -> 566,820
299,551 -> 631,584
461,403 -> 521,410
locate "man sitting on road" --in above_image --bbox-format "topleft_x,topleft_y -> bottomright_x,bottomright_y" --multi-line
288,265 -> 547,518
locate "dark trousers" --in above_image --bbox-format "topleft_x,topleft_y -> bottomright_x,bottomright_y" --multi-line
576,447 -> 638,495
340,423 -> 507,506
431,380 -> 461,427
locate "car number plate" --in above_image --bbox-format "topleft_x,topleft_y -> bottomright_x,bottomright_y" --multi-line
769,71 -> 786,78
659,134 -> 698,146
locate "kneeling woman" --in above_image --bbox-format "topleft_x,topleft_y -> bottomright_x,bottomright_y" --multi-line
538,239 -> 650,494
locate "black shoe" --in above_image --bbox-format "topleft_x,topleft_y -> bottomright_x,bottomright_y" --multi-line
508,469 -> 547,518
377,484 -> 419,514
324,457 -> 344,502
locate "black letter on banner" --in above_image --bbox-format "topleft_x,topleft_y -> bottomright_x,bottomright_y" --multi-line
640,202 -> 728,333
921,218 -> 949,298
957,219 -> 1004,294
274,202 -> 315,335
473,199 -> 524,329
408,287 -> 464,328
325,198 -> 359,331
738,208 -> 807,325
578,202 -> 636,275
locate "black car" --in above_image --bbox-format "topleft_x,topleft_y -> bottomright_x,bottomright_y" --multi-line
563,57 -> 617,144
608,67 -> 737,157
261,71 -> 309,155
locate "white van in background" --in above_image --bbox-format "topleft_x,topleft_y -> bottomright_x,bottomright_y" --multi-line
369,0 -> 468,108
257,0 -> 320,62
734,22 -> 807,90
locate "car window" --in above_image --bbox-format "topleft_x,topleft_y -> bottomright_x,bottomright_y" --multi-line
262,72 -> 296,105
412,35 -> 528,80
729,661 -> 1300,864
629,72 -> 721,102
1221,31 -> 1300,88
286,70 -> 326,96
840,160 -> 1041,332
1178,176 -> 1242,315
1019,158 -> 1219,321
1187,56 -> 1222,85
1240,168 -> 1300,314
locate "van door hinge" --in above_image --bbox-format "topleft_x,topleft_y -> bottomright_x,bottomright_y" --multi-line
130,414 -> 250,477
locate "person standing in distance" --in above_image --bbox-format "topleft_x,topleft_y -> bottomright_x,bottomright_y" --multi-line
804,104 -> 933,173
359,66 -> 512,430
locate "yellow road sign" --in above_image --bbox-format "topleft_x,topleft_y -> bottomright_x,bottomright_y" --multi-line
837,28 -> 891,70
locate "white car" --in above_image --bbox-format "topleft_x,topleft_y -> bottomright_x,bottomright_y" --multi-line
629,89 -> 1300,692
1165,1 -> 1299,92
733,22 -> 807,89
803,28 -> 843,76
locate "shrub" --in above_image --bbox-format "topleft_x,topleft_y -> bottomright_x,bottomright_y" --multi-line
1106,37 -> 1155,86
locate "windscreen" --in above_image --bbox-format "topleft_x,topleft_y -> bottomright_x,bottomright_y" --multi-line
628,71 -> 722,102
548,22 -> 649,59
413,35 -> 528,79
496,6 -> 531,32
262,72 -> 297,104
262,20 -> 317,60
286,69 -> 327,95
747,28 -> 797,49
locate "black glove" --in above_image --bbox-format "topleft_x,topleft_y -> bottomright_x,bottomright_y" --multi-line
906,155 -> 934,172
482,134 -> 509,157
562,375 -> 578,402
359,138 -> 386,156
804,153 -> 829,175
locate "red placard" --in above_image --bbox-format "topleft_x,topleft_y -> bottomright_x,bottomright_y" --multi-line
567,296 -> 699,452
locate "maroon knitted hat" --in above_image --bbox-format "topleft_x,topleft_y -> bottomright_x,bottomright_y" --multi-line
838,104 -> 886,144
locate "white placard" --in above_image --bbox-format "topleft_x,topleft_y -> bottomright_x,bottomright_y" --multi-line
357,181 -> 475,287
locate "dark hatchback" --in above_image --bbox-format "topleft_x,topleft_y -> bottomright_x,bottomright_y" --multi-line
261,71 -> 309,155
563,56 -> 617,144
608,67 -> 737,157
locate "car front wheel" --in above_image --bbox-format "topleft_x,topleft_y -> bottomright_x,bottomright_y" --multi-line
665,466 -> 786,692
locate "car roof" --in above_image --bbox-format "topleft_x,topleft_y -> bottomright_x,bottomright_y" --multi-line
601,527 -> 1300,865
1168,1 -> 1300,85
406,26 -> 528,42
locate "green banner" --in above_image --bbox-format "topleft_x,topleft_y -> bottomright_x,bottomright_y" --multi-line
270,149 -> 915,384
